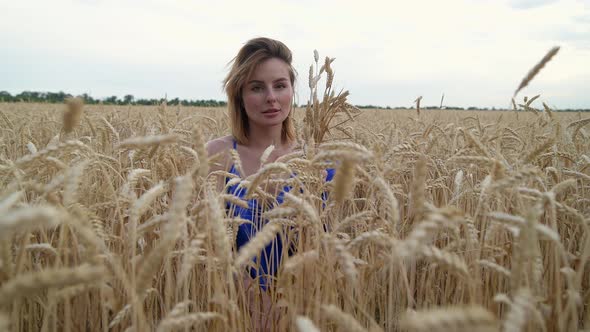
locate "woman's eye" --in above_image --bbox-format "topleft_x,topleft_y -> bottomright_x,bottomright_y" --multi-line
275,84 -> 286,89
251,86 -> 262,92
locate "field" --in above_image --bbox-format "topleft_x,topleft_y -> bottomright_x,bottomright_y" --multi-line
0,101 -> 589,332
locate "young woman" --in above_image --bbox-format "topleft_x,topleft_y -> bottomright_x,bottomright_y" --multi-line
206,37 -> 300,331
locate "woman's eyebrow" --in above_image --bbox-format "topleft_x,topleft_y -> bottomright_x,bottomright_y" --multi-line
247,78 -> 289,84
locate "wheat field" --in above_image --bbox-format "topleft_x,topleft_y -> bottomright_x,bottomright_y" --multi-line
0,96 -> 589,332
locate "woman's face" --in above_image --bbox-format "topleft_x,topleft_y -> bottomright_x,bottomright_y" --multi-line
241,57 -> 293,130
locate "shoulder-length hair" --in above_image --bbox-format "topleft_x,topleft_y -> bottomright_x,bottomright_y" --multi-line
223,37 -> 297,145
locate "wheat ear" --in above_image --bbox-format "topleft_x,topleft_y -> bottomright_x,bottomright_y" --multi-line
0,206 -> 61,234
321,304 -> 368,332
400,305 -> 497,332
156,312 -> 226,332
63,97 -> 84,133
513,46 -> 560,98
295,316 -> 321,332
0,191 -> 23,214
333,158 -> 356,204
420,245 -> 469,278
117,134 -> 179,149
372,177 -> 400,231
260,144 -> 275,165
0,265 -> 104,306
206,185 -> 232,263
503,288 -> 534,332
234,222 -> 281,268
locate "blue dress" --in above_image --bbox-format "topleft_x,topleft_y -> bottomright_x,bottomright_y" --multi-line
225,139 -> 335,289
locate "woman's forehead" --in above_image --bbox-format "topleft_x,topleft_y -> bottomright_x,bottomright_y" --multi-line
248,58 -> 291,82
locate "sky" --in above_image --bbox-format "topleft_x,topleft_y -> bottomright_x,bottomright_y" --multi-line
1,0 -> 589,109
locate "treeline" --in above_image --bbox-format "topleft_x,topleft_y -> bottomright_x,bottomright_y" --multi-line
0,91 -> 227,107
355,104 -> 590,112
357,106 -> 500,110
355,105 -> 503,110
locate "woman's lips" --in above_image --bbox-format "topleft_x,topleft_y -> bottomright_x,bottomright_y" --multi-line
262,109 -> 281,117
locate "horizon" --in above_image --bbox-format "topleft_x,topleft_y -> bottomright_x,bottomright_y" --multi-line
4,89 -> 590,111
2,0 -> 589,109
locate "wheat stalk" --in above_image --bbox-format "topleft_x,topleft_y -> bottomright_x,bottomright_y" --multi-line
0,311 -> 9,331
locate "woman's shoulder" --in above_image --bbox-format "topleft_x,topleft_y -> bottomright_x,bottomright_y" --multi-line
205,135 -> 235,174
205,135 -> 234,157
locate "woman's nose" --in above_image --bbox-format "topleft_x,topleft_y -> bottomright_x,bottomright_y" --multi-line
266,89 -> 277,102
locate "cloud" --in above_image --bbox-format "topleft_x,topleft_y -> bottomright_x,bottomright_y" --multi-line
508,0 -> 559,9
553,30 -> 590,49
1,0 -> 589,108
574,14 -> 590,23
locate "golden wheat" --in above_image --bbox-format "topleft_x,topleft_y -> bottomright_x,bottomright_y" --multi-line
0,89 -> 588,331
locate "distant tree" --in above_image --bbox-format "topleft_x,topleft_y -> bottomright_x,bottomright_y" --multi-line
44,91 -> 70,103
123,94 -> 135,104
0,91 -> 13,102
356,104 -> 385,109
15,91 -> 34,102
78,93 -> 98,104
104,96 -> 119,104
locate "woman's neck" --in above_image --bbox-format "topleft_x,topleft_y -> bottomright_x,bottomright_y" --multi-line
246,122 -> 286,149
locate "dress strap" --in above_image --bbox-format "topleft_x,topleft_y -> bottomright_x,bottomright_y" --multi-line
232,138 -> 237,150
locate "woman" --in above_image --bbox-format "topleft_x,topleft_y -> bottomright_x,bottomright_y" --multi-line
206,37 -> 300,331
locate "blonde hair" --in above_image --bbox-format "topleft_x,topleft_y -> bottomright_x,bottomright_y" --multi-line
224,37 -> 297,145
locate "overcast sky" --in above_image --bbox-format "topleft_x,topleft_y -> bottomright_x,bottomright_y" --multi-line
1,0 -> 589,108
